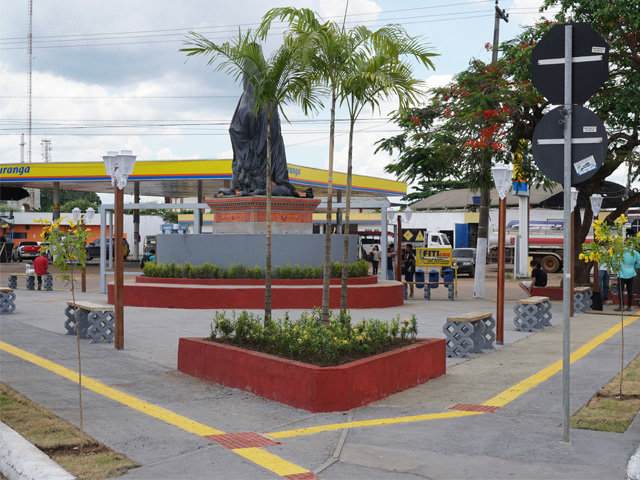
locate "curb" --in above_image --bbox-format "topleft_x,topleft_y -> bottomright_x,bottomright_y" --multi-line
0,421 -> 75,480
629,445 -> 640,480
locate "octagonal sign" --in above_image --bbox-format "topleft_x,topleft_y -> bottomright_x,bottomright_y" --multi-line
531,23 -> 609,105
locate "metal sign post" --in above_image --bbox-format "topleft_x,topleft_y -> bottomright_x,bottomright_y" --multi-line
531,22 -> 609,443
561,24 -> 573,444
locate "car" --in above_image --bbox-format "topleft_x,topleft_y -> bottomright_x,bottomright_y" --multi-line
85,238 -> 130,261
452,248 -> 476,277
11,241 -> 40,262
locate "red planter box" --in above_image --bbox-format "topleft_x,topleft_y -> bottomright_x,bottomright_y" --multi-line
178,337 -> 446,412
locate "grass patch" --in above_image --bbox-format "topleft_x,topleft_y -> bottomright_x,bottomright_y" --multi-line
0,383 -> 138,479
570,353 -> 640,433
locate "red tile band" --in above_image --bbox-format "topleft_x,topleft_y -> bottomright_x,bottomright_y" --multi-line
284,473 -> 320,480
449,404 -> 499,413
204,432 -> 280,449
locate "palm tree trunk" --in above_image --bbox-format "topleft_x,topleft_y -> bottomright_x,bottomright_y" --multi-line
265,119 -> 272,324
339,116 -> 355,320
321,88 -> 337,324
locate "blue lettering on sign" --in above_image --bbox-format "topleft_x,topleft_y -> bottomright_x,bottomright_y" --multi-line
1,166 -> 30,175
287,166 -> 301,177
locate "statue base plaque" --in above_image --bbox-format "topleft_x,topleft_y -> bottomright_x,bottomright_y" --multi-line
206,196 -> 321,234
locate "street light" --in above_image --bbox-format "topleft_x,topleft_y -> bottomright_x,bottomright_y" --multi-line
570,188 -> 579,317
590,194 -> 604,296
491,162 -> 513,345
72,207 -> 95,293
103,150 -> 136,350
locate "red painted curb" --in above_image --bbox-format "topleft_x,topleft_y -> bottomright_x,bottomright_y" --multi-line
177,337 -> 446,412
109,281 -> 404,309
135,275 -> 378,286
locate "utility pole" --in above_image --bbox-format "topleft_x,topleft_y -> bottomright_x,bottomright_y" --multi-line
473,0 -> 509,298
41,139 -> 52,162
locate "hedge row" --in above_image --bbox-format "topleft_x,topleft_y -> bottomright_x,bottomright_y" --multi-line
142,259 -> 370,279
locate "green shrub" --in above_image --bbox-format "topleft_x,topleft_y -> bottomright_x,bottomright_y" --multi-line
148,261 -> 370,279
229,263 -> 246,279
142,261 -> 157,277
330,261 -> 342,278
208,310 -> 419,366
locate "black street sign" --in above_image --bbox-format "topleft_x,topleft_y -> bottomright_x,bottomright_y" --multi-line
532,105 -> 607,185
531,23 -> 609,105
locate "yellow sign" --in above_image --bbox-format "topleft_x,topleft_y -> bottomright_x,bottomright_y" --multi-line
416,247 -> 452,267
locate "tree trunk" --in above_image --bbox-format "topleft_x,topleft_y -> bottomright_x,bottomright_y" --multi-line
473,152 -> 490,298
339,116 -> 355,320
321,89 -> 337,324
265,120 -> 272,324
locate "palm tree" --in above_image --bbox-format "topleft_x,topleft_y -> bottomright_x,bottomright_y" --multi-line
337,26 -> 436,316
259,8 -> 360,323
182,30 -> 318,322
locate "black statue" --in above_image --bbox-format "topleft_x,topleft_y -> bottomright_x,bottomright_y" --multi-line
217,74 -> 312,199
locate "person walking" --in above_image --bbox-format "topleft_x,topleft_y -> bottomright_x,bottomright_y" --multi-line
33,253 -> 49,291
615,247 -> 640,311
402,244 -> 416,297
386,243 -> 396,280
370,245 -> 380,275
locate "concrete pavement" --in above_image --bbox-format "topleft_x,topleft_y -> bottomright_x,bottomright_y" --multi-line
1,266 -> 640,479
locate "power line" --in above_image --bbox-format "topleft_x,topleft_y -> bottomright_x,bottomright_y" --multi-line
0,10 -> 529,50
0,1 -> 496,43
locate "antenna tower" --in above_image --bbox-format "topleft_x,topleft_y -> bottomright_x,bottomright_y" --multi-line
27,0 -> 33,163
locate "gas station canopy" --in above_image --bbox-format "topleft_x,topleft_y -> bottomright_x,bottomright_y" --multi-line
0,159 -> 406,198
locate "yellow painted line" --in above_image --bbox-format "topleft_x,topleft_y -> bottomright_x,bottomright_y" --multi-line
0,341 -> 313,478
0,341 -> 224,436
483,313 -> 640,408
233,448 -> 309,477
269,313 -> 640,439
267,410 -> 483,439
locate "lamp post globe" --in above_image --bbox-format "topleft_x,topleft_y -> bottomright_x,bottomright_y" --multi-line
590,194 -> 603,217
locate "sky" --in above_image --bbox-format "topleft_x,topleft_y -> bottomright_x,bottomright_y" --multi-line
4,0 -> 621,202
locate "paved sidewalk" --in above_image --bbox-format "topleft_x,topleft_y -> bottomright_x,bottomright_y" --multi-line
1,278 -> 640,479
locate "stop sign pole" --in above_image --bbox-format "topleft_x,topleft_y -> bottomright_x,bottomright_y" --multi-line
561,25 -> 572,444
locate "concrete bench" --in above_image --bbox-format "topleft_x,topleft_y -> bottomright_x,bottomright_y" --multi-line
574,287 -> 592,313
65,301 -> 114,343
8,273 -> 53,291
514,296 -> 552,332
443,311 -> 495,358
0,288 -> 16,314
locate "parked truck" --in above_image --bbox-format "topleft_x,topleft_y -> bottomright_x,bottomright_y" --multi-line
489,220 -> 569,273
11,241 -> 40,262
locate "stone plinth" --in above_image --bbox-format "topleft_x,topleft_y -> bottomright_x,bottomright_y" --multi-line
206,196 -> 321,234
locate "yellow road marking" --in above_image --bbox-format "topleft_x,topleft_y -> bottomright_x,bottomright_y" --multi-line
267,411 -> 483,439
233,448 -> 309,476
268,313 -> 640,439
0,341 -> 311,477
0,341 -> 224,436
482,313 -> 640,407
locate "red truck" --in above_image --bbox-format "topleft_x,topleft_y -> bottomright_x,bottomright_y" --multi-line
11,241 -> 41,262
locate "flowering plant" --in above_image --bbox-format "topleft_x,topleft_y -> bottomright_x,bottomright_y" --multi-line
210,309 -> 418,366
579,214 -> 638,274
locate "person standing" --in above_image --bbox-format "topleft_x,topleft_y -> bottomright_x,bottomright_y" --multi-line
370,245 -> 380,275
615,248 -> 640,311
386,243 -> 395,280
402,244 -> 416,297
33,253 -> 49,291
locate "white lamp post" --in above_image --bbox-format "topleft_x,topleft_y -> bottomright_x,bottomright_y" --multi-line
590,194 -> 604,295
569,187 -> 580,317
404,206 -> 413,223
103,150 -> 136,350
72,207 -> 95,292
491,162 -> 513,345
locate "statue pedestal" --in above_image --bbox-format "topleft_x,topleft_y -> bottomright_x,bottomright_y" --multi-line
206,196 -> 321,234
